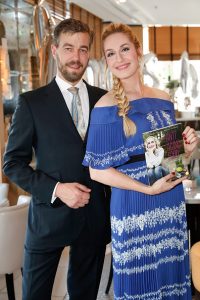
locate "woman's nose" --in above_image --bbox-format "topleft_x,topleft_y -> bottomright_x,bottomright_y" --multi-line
116,52 -> 123,62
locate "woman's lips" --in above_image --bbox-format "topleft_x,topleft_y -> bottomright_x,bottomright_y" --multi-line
116,63 -> 129,70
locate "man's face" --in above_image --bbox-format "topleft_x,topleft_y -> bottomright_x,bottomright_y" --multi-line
51,32 -> 90,84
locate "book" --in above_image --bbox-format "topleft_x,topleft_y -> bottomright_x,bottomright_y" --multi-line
143,123 -> 189,185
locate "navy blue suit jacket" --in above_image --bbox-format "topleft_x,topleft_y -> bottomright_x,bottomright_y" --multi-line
3,79 -> 111,250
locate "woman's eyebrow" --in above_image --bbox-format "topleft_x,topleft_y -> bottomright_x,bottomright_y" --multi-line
105,43 -> 130,53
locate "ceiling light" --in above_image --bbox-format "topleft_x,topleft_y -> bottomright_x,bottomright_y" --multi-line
115,0 -> 127,4
131,19 -> 137,24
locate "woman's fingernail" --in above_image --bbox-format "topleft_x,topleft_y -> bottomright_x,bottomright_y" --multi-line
171,171 -> 175,175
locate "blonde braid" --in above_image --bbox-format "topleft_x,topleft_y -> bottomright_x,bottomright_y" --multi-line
113,75 -> 136,137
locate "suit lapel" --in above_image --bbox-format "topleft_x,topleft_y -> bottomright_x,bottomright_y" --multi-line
46,79 -> 82,140
84,82 -> 96,142
85,82 -> 97,114
46,79 -> 102,143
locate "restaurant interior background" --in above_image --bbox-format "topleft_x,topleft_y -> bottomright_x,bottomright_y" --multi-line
0,0 -> 200,200
0,1 -> 200,299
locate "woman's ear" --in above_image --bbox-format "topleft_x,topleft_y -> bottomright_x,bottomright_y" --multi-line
137,47 -> 143,58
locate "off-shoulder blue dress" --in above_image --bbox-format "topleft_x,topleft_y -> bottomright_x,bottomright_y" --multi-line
83,98 -> 191,300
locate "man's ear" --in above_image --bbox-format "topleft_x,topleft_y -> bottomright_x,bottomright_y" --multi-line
51,44 -> 57,58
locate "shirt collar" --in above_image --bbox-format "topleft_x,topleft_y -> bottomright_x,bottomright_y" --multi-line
55,75 -> 84,92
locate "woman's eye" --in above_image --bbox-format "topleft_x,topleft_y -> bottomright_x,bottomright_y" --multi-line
107,52 -> 114,58
122,47 -> 130,52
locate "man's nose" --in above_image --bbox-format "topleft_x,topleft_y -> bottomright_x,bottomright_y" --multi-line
72,49 -> 80,60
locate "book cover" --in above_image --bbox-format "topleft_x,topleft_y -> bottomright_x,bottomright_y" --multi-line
143,123 -> 188,185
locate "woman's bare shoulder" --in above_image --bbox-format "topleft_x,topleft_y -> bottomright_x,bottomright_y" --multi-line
95,91 -> 116,107
150,87 -> 171,102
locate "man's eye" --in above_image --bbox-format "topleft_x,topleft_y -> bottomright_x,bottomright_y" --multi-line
80,49 -> 88,54
64,48 -> 72,52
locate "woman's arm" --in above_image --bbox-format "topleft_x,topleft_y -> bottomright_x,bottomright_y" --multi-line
90,166 -> 185,196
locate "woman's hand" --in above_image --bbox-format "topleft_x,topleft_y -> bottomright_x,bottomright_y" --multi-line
182,126 -> 199,157
149,172 -> 186,195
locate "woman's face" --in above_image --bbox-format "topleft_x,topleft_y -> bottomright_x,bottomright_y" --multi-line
103,32 -> 140,80
146,137 -> 156,150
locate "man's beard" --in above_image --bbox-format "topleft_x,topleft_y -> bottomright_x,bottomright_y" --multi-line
57,56 -> 88,83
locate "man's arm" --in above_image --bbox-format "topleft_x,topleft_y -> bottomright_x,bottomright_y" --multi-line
3,95 -> 57,205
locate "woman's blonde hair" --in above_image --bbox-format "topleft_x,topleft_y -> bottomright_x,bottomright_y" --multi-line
144,136 -> 160,150
102,23 -> 141,137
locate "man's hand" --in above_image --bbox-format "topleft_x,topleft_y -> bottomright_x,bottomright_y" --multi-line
55,182 -> 91,209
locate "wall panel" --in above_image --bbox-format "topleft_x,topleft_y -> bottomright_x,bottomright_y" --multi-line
94,18 -> 102,59
149,26 -> 155,53
172,27 -> 187,59
70,3 -> 81,21
149,25 -> 200,60
188,27 -> 200,59
156,26 -> 171,60
130,25 -> 143,47
25,0 -> 66,21
70,3 -> 103,59
25,1 -> 103,59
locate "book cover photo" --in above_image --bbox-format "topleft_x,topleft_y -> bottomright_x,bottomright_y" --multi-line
143,123 -> 189,185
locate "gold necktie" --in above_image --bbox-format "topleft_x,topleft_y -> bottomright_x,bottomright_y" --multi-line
68,87 -> 86,140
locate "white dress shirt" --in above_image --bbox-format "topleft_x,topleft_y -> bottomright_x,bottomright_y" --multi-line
55,75 -> 89,128
51,75 -> 90,203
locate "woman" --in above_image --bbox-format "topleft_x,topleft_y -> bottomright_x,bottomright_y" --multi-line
144,135 -> 169,185
83,23 -> 198,299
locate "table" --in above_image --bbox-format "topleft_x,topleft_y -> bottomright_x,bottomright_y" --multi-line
176,117 -> 200,131
184,187 -> 200,248
184,187 -> 200,204
184,187 -> 200,295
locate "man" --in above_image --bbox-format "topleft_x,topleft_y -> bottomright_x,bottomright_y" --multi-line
3,18 -> 111,300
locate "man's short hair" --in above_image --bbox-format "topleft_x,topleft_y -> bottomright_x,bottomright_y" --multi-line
53,18 -> 94,48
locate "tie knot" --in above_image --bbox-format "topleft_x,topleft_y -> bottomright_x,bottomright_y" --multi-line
68,87 -> 79,95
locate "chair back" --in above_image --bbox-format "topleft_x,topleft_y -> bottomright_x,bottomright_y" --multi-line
17,195 -> 31,205
0,183 -> 9,206
0,199 -> 9,207
0,202 -> 29,274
